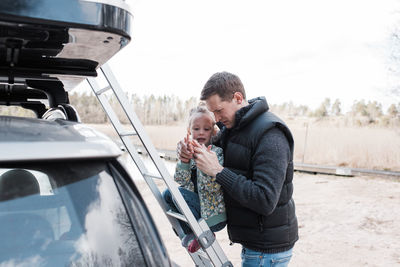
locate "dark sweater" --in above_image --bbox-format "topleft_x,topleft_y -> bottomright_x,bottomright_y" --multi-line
215,97 -> 298,252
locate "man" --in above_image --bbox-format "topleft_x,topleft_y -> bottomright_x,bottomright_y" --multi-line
177,71 -> 298,266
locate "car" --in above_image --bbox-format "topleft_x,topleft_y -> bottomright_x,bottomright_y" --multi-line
0,0 -> 172,266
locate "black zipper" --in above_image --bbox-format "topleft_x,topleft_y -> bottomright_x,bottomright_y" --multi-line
258,215 -> 264,232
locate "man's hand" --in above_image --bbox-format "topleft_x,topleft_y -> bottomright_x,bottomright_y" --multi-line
193,144 -> 223,177
177,133 -> 194,163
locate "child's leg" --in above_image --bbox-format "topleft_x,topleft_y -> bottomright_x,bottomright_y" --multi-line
175,187 -> 201,220
162,187 -> 201,235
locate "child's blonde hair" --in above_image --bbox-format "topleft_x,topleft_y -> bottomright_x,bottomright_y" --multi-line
188,102 -> 216,128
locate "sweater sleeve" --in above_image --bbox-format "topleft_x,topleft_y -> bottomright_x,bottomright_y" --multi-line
198,146 -> 224,193
174,160 -> 193,189
216,128 -> 290,216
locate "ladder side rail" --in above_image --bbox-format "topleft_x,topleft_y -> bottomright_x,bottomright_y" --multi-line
87,78 -> 146,172
198,219 -> 232,265
100,65 -> 230,266
87,78 -> 214,267
193,254 -> 214,267
87,77 -> 186,237
119,135 -> 189,238
95,65 -> 231,266
99,64 -> 207,236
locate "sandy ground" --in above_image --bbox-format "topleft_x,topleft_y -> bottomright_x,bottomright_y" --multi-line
135,173 -> 400,267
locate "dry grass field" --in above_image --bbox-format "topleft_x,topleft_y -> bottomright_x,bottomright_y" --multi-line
285,118 -> 400,171
90,120 -> 400,171
89,123 -> 400,266
136,173 -> 400,267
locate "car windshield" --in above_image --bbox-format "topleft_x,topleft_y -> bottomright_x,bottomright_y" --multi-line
0,160 -> 146,266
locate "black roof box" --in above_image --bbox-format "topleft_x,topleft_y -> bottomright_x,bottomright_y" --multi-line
0,0 -> 133,91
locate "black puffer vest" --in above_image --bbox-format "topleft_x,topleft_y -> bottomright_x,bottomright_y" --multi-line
216,97 -> 298,253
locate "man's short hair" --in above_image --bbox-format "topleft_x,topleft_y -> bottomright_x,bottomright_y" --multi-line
200,71 -> 246,101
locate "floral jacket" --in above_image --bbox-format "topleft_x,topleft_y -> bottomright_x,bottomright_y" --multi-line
174,145 -> 226,227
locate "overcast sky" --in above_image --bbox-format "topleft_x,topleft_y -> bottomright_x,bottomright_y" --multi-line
80,0 -> 400,112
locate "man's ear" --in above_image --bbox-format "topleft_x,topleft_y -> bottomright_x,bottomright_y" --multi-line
212,125 -> 219,136
233,92 -> 244,104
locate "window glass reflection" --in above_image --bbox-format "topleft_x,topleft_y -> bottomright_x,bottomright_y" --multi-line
0,162 -> 146,266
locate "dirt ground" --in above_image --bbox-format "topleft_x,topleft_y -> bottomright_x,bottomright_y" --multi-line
135,173 -> 400,267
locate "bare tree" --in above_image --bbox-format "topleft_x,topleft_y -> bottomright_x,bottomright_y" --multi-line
313,98 -> 331,118
331,99 -> 342,116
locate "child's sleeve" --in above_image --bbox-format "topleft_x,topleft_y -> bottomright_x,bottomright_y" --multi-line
174,160 -> 193,189
215,146 -> 224,166
200,146 -> 224,192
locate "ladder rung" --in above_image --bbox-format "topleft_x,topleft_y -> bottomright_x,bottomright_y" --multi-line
95,85 -> 111,95
119,130 -> 137,137
166,210 -> 188,222
193,250 -> 208,258
143,173 -> 162,180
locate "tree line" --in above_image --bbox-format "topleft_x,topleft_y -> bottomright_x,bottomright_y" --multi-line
69,92 -> 399,127
68,92 -> 198,125
270,97 -> 400,127
1,92 -> 399,127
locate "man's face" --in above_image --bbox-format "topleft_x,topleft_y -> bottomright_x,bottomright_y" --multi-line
206,94 -> 241,129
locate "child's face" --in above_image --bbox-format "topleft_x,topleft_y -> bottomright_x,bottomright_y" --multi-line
190,113 -> 214,146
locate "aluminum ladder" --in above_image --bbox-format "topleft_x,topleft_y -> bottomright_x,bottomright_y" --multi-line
87,63 -> 232,267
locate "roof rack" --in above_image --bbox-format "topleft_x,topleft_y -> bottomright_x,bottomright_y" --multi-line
0,84 -> 47,117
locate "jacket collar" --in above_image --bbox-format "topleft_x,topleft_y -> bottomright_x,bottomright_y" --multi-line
213,97 -> 269,146
233,96 -> 269,130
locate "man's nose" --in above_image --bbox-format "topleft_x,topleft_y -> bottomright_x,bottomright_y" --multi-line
214,113 -> 221,122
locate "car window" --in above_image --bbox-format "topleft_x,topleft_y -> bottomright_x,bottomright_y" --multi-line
0,161 -> 147,266
111,164 -> 171,267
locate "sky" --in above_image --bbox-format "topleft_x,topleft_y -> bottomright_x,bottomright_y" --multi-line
78,0 -> 400,112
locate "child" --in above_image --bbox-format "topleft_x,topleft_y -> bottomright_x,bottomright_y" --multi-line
163,104 -> 226,253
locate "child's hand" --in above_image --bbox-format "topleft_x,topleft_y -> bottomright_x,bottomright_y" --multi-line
185,132 -> 194,154
191,139 -> 202,149
177,132 -> 194,163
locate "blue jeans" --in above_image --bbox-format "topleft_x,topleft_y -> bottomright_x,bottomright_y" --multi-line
162,187 -> 225,234
241,247 -> 293,267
